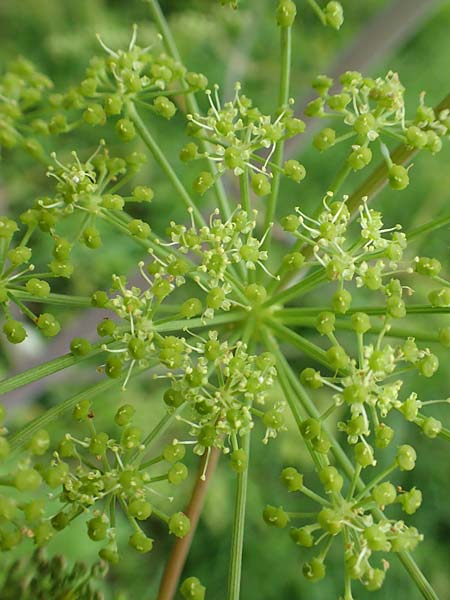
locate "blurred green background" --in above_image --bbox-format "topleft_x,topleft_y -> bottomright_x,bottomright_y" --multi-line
0,1 -> 449,598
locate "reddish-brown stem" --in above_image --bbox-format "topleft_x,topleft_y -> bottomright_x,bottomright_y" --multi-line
157,447 -> 221,600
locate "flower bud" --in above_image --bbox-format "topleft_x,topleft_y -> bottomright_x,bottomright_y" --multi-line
276,0 -> 297,27
263,505 -> 289,528
280,467 -> 303,492
396,444 -> 417,471
324,1 -> 344,30
388,164 -> 410,190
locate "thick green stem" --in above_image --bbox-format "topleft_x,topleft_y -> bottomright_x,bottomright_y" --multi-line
154,311 -> 245,334
240,171 -> 251,219
408,211 -> 450,241
9,290 -> 93,308
133,412 -> 174,463
395,554 -> 439,600
227,432 -> 251,600
307,0 -> 326,23
328,163 -> 352,196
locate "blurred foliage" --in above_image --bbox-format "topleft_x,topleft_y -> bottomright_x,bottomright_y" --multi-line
1,0 -> 449,599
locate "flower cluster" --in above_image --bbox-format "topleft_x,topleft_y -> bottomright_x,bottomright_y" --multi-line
281,195 -> 409,296
58,25 -> 208,135
264,452 -> 423,596
180,83 -> 306,195
40,144 -> 151,262
0,214 -> 62,344
0,56 -> 53,159
301,315 -> 441,460
0,549 -> 107,600
307,70 -> 449,187
91,272 -> 281,460
0,144 -> 153,346
0,400 -> 191,560
165,341 -> 281,467
164,207 -> 279,290
1,1 -> 449,598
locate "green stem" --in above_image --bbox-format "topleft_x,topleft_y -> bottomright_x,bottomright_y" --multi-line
152,506 -> 170,524
126,101 -> 205,227
227,432 -> 251,600
328,163 -> 352,196
276,304 -> 450,317
133,412 -> 174,463
154,310 -> 245,334
273,311 -> 441,343
301,485 -> 331,507
261,328 -> 325,473
7,292 -> 37,322
240,171 -> 251,219
9,290 -> 93,308
408,211 -> 450,241
263,268 -> 328,308
396,553 -> 439,600
262,23 -> 292,257
0,346 -> 104,396
343,530 -> 354,600
8,376 -> 124,452
347,464 -> 362,501
266,317 -> 329,367
145,0 -> 232,220
353,464 -> 396,504
307,0 -> 326,23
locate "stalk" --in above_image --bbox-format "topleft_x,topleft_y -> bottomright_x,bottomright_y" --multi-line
126,102 -> 205,227
227,432 -> 251,600
0,346 -> 104,397
273,310 -> 441,343
275,305 -> 450,317
266,318 -> 329,367
263,268 -> 328,308
9,291 -> 93,308
8,377 -> 120,451
145,0 -> 232,220
408,211 -> 450,241
262,21 -> 292,256
154,311 -> 245,334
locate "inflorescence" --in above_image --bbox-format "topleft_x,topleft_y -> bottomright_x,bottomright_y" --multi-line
1,1 -> 449,598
